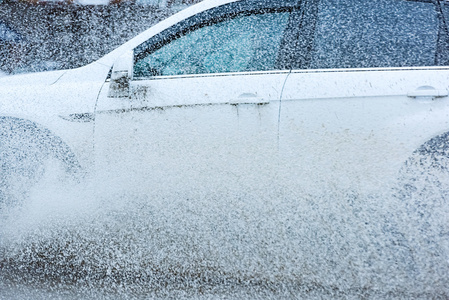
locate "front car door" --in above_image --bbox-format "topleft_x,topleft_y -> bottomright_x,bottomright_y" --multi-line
278,0 -> 449,194
94,1 -> 299,195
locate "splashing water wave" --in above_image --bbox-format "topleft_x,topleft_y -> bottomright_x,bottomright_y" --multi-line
1,157 -> 449,299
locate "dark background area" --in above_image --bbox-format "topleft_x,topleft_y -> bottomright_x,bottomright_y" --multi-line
0,2 -> 190,73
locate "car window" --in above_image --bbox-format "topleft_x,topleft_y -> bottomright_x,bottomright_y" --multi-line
308,0 -> 441,69
134,12 -> 290,78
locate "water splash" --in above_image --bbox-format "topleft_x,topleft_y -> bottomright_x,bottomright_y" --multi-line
1,166 -> 448,298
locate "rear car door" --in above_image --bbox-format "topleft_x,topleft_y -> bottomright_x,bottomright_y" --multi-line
94,1 -> 297,194
278,0 -> 449,193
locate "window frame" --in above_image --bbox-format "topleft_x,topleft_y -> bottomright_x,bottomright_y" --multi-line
132,0 -> 302,80
132,0 -> 449,80
436,0 -> 449,66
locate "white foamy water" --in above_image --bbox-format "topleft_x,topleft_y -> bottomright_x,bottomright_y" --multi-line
1,165 -> 449,299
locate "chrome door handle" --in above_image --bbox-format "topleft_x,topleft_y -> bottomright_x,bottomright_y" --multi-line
230,93 -> 269,105
407,86 -> 448,99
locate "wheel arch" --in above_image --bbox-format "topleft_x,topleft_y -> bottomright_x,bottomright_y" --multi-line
408,131 -> 449,171
0,116 -> 81,173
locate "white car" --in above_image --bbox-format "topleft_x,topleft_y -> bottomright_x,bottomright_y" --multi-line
1,0 -> 448,208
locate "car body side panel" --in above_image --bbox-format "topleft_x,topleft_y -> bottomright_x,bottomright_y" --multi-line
94,72 -> 288,194
279,68 -> 449,193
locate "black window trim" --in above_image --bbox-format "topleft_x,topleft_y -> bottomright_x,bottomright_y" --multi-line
276,0 -> 318,70
436,0 -> 449,65
133,0 -> 301,78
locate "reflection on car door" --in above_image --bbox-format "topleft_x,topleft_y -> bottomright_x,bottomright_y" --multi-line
278,0 -> 449,193
94,10 -> 292,194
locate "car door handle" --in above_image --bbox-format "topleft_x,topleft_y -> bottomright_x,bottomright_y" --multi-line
229,93 -> 269,105
407,86 -> 448,99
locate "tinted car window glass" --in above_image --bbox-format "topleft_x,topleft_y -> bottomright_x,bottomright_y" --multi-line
134,12 -> 290,78
309,0 -> 439,69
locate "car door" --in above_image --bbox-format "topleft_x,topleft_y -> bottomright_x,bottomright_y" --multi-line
94,5 -> 294,194
278,0 -> 449,193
